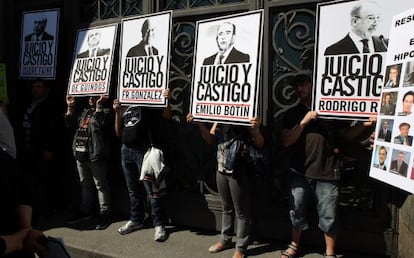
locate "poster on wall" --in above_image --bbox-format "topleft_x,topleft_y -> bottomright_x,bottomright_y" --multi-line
313,0 -> 412,120
67,24 -> 117,96
189,10 -> 263,126
19,9 -> 60,79
370,7 -> 414,194
118,11 -> 172,107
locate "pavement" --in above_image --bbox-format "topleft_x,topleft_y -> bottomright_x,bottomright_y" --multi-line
38,212 -> 387,258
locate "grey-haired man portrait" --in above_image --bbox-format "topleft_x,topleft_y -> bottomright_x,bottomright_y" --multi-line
203,22 -> 250,65
24,17 -> 54,42
324,0 -> 388,55
127,19 -> 159,57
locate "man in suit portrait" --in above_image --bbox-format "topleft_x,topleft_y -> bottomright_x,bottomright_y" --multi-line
380,93 -> 396,115
203,22 -> 250,65
390,151 -> 408,177
394,122 -> 413,146
384,65 -> 401,88
24,17 -> 54,42
126,19 -> 158,57
324,1 -> 388,55
373,146 -> 387,170
76,30 -> 111,58
377,119 -> 391,142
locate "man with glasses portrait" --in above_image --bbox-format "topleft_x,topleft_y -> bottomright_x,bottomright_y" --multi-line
324,0 -> 388,55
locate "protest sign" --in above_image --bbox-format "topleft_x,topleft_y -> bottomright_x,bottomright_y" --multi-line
118,11 -> 172,107
370,7 -> 414,194
313,0 -> 411,120
67,24 -> 117,96
190,10 -> 263,126
19,9 -> 60,79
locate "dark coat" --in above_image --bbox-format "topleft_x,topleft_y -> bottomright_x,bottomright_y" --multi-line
203,47 -> 250,65
324,34 -> 387,55
126,41 -> 158,57
24,32 -> 54,41
390,160 -> 408,177
76,48 -> 111,58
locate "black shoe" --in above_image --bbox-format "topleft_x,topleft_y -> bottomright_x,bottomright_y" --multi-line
67,211 -> 92,224
96,214 -> 111,230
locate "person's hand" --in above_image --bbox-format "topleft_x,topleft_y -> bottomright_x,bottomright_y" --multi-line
66,96 -> 75,106
363,116 -> 377,127
300,111 -> 317,128
369,131 -> 376,148
249,117 -> 261,129
186,113 -> 194,123
163,89 -> 171,99
23,229 -> 47,253
1,228 -> 31,254
96,95 -> 108,106
113,99 -> 121,113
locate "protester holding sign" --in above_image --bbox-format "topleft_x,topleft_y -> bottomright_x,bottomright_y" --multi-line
113,90 -> 171,241
187,113 -> 263,258
279,74 -> 375,258
65,95 -> 113,230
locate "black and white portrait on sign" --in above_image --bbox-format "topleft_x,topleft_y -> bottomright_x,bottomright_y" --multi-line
67,24 -> 117,96
20,9 -> 60,79
202,22 -> 250,65
313,0 -> 411,120
118,11 -> 172,107
324,0 -> 388,55
190,10 -> 263,126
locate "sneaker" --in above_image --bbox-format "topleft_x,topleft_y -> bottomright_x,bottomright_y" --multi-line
95,214 -> 111,230
154,225 -> 167,242
117,220 -> 144,235
67,211 -> 92,224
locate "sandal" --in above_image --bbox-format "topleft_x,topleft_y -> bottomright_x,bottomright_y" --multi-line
324,254 -> 337,258
208,241 -> 232,253
281,243 -> 298,258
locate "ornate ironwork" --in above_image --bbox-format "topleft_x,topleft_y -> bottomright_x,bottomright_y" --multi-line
159,0 -> 245,10
80,0 -> 143,22
269,6 -> 316,119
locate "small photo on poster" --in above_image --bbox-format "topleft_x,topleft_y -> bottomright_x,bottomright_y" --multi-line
372,145 -> 390,171
383,63 -> 403,88
389,149 -> 411,178
396,89 -> 414,117
393,121 -> 413,146
379,91 -> 398,116
403,61 -> 414,87
377,118 -> 393,142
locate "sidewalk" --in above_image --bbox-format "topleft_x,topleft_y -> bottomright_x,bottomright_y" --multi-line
39,212 -> 386,258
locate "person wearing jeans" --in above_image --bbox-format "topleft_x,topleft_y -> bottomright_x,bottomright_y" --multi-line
113,91 -> 170,241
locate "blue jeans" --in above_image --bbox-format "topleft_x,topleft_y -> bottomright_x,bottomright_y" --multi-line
121,144 -> 164,226
76,159 -> 111,215
289,173 -> 338,234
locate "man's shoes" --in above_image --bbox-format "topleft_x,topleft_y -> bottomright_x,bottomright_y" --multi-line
67,211 -> 92,224
233,250 -> 245,258
208,241 -> 232,253
117,220 -> 144,235
95,214 -> 111,230
154,225 -> 167,242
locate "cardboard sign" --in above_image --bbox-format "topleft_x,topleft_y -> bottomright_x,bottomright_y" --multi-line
190,10 -> 263,126
67,24 -> 117,96
19,9 -> 60,79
